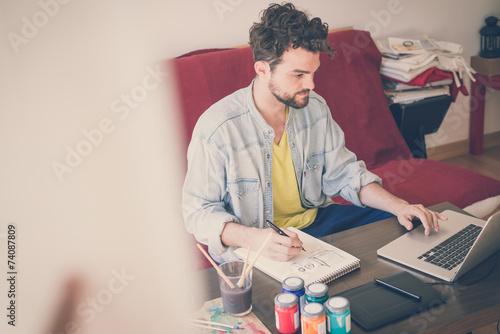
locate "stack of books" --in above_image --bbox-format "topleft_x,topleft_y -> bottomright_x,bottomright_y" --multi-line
382,75 -> 453,105
376,37 -> 466,105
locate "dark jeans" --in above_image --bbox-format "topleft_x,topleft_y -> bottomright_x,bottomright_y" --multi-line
301,204 -> 394,238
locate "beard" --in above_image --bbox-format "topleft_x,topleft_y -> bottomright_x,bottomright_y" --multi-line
268,78 -> 310,109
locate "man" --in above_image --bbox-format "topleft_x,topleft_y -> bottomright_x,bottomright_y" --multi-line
182,3 -> 446,264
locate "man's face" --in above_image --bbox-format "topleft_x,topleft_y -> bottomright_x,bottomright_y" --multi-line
268,47 -> 321,109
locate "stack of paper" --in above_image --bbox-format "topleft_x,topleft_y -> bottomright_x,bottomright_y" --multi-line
384,79 -> 451,104
376,36 -> 475,105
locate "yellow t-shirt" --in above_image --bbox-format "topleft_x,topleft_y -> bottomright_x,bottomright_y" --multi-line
272,109 -> 317,229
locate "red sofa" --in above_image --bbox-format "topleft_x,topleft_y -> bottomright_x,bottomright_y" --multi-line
169,29 -> 500,270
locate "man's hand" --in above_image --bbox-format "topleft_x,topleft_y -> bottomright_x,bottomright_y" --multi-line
359,183 -> 448,236
253,227 -> 303,262
395,203 -> 448,235
221,223 -> 303,262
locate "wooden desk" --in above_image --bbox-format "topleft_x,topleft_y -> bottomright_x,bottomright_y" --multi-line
470,74 -> 500,155
197,203 -> 500,333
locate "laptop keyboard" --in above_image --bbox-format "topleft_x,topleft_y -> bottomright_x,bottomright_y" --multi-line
417,224 -> 483,270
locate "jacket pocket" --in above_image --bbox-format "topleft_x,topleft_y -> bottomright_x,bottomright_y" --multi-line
226,178 -> 260,224
305,153 -> 325,173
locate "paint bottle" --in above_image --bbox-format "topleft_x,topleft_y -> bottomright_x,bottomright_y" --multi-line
274,293 -> 300,334
305,282 -> 329,304
301,302 -> 327,334
282,277 -> 306,312
325,296 -> 351,334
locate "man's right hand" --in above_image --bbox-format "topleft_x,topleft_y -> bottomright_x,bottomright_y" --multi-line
221,222 -> 303,262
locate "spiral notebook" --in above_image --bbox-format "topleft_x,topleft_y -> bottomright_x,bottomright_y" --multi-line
234,227 -> 360,285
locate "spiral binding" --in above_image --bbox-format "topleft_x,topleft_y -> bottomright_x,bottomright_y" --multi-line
314,260 -> 361,284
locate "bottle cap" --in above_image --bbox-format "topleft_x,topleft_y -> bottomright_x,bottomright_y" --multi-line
302,302 -> 325,318
326,296 -> 350,313
275,293 -> 298,308
282,277 -> 305,291
305,282 -> 328,297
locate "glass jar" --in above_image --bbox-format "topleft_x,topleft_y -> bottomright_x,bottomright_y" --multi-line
301,302 -> 326,334
325,296 -> 351,334
274,293 -> 299,334
305,282 -> 329,304
282,277 -> 305,312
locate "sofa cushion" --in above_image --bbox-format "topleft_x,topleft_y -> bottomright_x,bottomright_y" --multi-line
373,159 -> 500,210
172,47 -> 256,148
335,158 -> 500,219
314,30 -> 411,169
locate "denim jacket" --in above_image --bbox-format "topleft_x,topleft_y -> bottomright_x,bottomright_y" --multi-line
182,81 -> 381,262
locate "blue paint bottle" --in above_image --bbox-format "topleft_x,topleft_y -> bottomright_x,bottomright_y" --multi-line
282,277 -> 305,312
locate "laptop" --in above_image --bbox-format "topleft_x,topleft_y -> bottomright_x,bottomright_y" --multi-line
377,210 -> 500,282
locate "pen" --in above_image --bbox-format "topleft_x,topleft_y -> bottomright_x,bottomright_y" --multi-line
265,220 -> 306,252
374,278 -> 422,301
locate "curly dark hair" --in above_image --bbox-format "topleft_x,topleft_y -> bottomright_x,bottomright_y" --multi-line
249,2 -> 333,71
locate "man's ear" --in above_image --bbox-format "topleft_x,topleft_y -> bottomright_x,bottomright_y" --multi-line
254,61 -> 270,78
